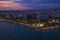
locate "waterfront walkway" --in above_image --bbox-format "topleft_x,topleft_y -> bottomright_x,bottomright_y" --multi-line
0,18 -> 60,31
0,18 -> 5,22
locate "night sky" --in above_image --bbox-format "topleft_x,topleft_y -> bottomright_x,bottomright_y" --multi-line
0,0 -> 60,10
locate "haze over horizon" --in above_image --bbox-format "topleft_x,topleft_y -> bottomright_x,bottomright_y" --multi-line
0,0 -> 60,10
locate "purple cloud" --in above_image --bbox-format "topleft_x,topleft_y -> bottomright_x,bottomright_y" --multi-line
0,0 -> 60,10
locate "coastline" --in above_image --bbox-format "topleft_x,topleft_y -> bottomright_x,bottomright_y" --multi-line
0,18 -> 60,31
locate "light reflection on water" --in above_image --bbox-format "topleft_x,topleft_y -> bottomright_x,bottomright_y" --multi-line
0,22 -> 60,40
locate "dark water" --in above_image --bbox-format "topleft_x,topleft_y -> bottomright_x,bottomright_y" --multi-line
0,22 -> 60,40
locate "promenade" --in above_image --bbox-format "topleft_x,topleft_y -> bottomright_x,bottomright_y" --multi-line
0,17 -> 60,32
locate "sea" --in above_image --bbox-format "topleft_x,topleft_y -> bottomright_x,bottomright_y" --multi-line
0,22 -> 60,40
0,10 -> 60,40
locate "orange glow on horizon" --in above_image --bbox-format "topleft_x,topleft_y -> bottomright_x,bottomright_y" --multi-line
0,3 -> 28,8
0,1 -> 31,10
0,4 -> 13,7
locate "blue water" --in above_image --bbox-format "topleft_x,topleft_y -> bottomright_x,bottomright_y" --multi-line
0,22 -> 60,40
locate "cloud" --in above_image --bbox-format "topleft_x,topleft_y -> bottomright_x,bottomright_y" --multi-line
0,1 -> 31,10
32,4 -> 60,9
0,0 -> 60,10
21,3 -> 60,9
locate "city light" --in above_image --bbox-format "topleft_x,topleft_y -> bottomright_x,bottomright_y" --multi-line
39,24 -> 44,27
32,24 -> 36,26
0,9 -> 60,31
52,20 -> 55,23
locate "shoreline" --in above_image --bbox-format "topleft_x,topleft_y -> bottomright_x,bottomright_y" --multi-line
0,18 -> 60,31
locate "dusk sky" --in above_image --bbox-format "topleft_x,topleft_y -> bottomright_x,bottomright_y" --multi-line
0,0 -> 60,10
